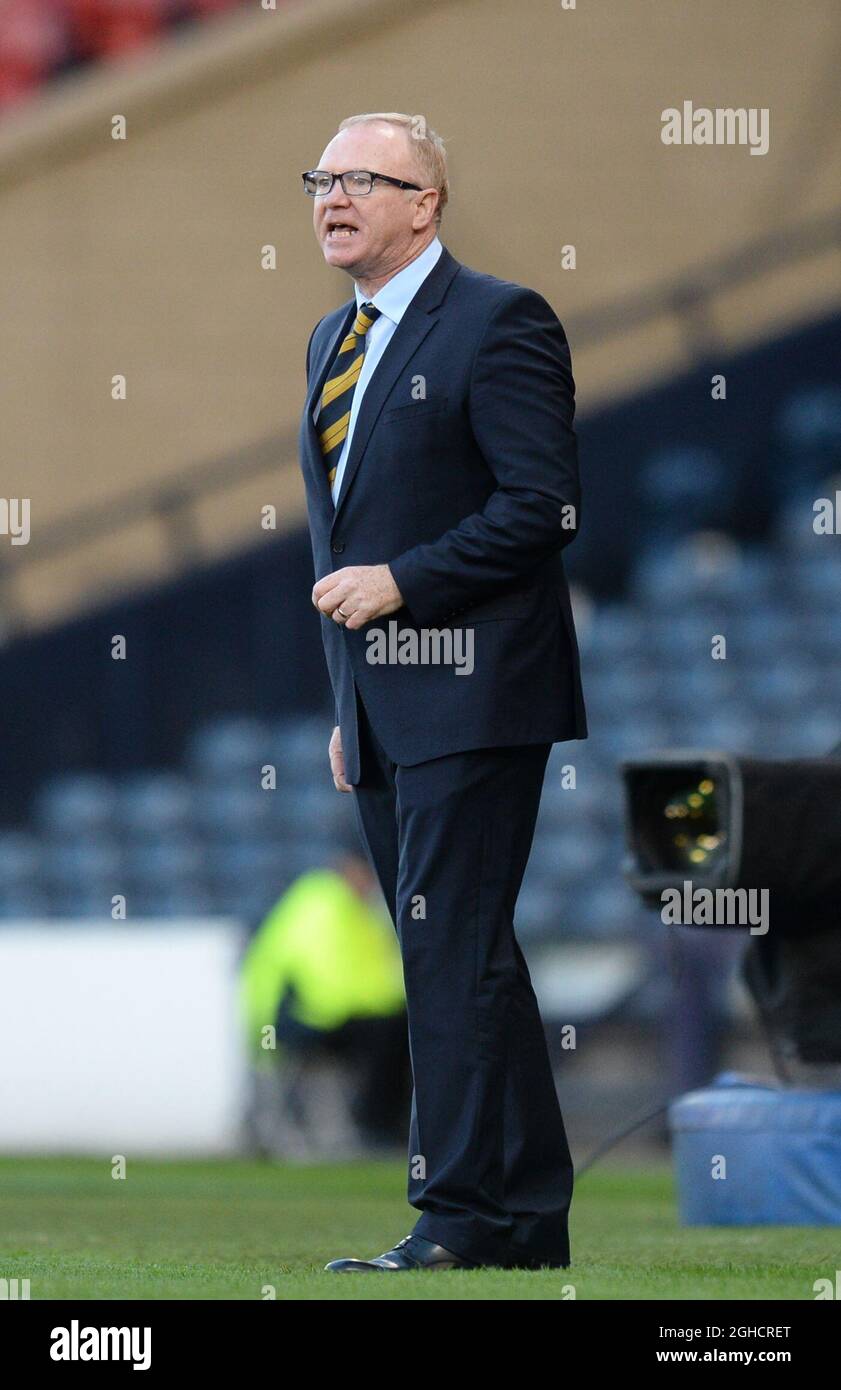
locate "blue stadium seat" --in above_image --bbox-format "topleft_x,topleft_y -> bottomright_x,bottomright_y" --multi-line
789,555 -> 841,603
210,835 -> 336,920
637,447 -> 731,544
48,886 -> 126,919
194,785 -> 276,841
597,718 -> 673,759
529,828 -> 610,885
124,839 -> 206,887
741,664 -> 821,712
679,709 -> 757,749
116,772 -> 195,839
271,718 -> 331,779
0,890 -> 50,920
186,716 -> 273,782
772,385 -> 841,502
782,712 -> 841,757
584,606 -> 647,659
774,493 -> 836,557
128,883 -> 217,919
0,831 -> 41,887
646,611 -> 726,658
538,775 -> 614,828
723,609 -> 799,654
0,832 -> 47,918
633,536 -> 772,611
47,840 -> 123,888
515,884 -> 563,941
656,665 -> 737,715
572,881 -> 647,940
34,773 -> 117,839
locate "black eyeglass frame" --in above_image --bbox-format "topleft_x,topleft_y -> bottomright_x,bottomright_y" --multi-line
301,169 -> 423,196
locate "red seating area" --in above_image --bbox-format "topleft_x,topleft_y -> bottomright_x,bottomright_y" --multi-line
0,0 -> 246,112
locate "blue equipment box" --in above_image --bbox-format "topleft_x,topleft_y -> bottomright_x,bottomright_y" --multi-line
669,1073 -> 841,1225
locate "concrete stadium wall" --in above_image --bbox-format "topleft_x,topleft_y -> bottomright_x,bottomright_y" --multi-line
1,0 -> 839,627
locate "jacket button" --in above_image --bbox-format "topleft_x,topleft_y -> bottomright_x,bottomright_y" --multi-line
331,541 -> 345,554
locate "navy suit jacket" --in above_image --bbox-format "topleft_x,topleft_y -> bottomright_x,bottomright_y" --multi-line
299,244 -> 587,784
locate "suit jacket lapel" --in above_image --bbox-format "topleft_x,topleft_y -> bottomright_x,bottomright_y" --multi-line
333,247 -> 461,522
332,315 -> 437,518
302,247 -> 462,523
302,301 -> 356,507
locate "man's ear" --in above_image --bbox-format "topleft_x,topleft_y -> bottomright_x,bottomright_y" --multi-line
413,188 -> 440,230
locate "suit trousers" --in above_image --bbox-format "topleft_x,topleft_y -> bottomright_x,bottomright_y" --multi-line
350,691 -> 574,1268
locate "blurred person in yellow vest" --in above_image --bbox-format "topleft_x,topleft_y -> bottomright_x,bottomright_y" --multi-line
240,850 -> 409,1152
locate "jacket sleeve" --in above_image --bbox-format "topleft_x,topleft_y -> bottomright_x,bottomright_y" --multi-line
387,287 -> 580,628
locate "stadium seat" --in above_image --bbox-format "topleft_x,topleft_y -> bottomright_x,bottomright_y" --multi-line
186,715 -> 273,783
633,535 -> 772,611
0,0 -> 69,111
0,0 -> 254,113
116,772 -> 195,839
187,0 -> 244,17
772,385 -> 841,503
124,838 -> 205,886
584,606 -> 647,658
0,830 -> 41,885
68,0 -> 168,61
0,832 -> 47,919
514,883 -> 564,941
574,881 -> 648,941
270,718 -> 331,781
637,447 -> 732,544
34,773 -> 119,839
128,881 -> 217,918
47,839 -> 123,887
193,785 -> 276,841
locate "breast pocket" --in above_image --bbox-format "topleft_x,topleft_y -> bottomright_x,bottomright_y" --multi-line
380,396 -> 449,423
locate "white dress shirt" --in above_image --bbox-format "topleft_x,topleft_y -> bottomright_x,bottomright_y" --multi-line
316,235 -> 443,505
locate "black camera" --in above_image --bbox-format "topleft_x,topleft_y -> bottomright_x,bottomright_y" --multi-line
622,750 -> 841,1083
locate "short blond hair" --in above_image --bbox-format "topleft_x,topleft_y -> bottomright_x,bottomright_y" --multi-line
337,112 -> 449,225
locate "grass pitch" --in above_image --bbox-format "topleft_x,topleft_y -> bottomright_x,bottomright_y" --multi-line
0,1157 -> 835,1300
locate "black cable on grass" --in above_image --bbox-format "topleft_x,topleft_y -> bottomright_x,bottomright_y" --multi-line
575,1095 -> 677,1177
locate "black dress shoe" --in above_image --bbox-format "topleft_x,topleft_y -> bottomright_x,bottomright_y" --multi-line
325,1233 -> 476,1272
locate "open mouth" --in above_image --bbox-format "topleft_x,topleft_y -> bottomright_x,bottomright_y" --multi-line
326,223 -> 359,240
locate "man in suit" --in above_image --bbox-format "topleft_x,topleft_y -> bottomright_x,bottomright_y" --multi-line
298,112 -> 587,1271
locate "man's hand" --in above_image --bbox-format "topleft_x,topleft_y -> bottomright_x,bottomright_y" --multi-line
313,564 -> 403,630
329,724 -> 351,793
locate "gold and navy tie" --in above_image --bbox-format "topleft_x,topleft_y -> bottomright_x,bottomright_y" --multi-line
315,301 -> 382,487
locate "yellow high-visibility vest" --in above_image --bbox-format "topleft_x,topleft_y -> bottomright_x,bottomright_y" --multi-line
239,869 -> 405,1052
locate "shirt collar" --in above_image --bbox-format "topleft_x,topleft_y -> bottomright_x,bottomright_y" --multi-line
354,236 -> 443,325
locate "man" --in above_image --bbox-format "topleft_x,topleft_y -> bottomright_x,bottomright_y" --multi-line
298,112 -> 587,1271
240,850 -> 408,1152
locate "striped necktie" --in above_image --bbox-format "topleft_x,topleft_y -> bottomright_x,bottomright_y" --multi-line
316,301 -> 382,486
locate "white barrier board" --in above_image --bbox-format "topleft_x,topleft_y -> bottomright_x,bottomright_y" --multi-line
0,921 -> 248,1154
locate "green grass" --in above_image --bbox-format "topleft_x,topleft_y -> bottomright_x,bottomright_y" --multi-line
0,1157 -> 836,1300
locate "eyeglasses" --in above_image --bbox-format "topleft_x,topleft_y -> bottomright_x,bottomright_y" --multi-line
301,169 -> 422,197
